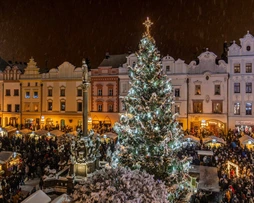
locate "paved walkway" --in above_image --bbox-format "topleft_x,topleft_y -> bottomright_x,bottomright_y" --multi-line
20,178 -> 40,196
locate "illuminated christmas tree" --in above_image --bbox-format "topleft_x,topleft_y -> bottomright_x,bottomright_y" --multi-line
112,18 -> 191,201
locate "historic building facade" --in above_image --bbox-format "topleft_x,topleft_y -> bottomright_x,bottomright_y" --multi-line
228,31 -> 254,130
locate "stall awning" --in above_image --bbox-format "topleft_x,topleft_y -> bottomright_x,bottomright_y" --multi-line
21,190 -> 51,203
239,134 -> 254,145
35,129 -> 49,136
0,151 -> 20,164
50,130 -> 64,137
203,136 -> 226,145
183,135 -> 200,143
197,150 -> 214,156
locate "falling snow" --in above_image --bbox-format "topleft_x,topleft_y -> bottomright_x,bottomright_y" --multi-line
0,0 -> 253,69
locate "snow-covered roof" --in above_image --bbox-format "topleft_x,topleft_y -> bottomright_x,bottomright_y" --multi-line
21,190 -> 51,203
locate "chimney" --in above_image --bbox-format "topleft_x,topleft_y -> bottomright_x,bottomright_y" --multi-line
105,52 -> 110,59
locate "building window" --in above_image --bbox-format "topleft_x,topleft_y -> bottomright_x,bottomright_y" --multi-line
234,64 -> 240,73
15,104 -> 20,112
193,101 -> 203,113
246,82 -> 252,93
234,83 -> 240,93
109,89 -> 113,96
175,88 -> 180,97
34,103 -> 38,112
212,101 -> 223,113
5,89 -> 10,96
214,85 -> 220,95
77,102 -> 82,111
77,89 -> 82,97
25,91 -> 30,98
60,89 -> 65,97
234,103 -> 240,115
175,104 -> 180,114
247,46 -> 251,51
246,103 -> 252,115
60,101 -> 65,111
35,82 -> 38,86
108,104 -> 113,112
48,89 -> 52,97
28,82 -> 30,86
48,101 -> 52,111
98,89 -> 102,96
33,91 -> 38,98
98,104 -> 103,112
166,65 -> 170,72
195,85 -> 201,95
246,63 -> 252,73
122,84 -> 127,93
14,89 -> 19,96
7,104 -> 11,112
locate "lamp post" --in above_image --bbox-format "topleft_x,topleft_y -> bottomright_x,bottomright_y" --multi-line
82,59 -> 90,137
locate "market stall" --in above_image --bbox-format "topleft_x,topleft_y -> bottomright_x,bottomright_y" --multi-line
203,136 -> 226,148
0,151 -> 21,176
183,135 -> 200,147
21,190 -> 51,203
239,135 -> 254,150
101,132 -> 118,143
0,127 -> 8,137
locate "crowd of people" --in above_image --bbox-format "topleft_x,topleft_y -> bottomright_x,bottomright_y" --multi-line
185,128 -> 254,203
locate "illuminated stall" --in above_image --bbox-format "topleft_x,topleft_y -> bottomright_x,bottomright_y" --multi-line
203,136 -> 226,148
0,151 -> 21,175
239,135 -> 254,150
183,135 -> 200,147
0,127 -> 8,137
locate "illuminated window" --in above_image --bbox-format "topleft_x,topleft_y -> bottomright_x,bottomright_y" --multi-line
193,101 -> 203,113
246,82 -> 252,93
175,104 -> 180,114
195,85 -> 201,95
234,103 -> 240,115
98,104 -> 103,112
234,64 -> 240,73
234,83 -> 240,93
33,91 -> 38,98
212,101 -> 222,113
25,91 -> 30,98
15,104 -> 20,112
246,63 -> 252,73
98,89 -> 102,96
60,101 -> 65,111
175,88 -> 180,97
109,89 -> 113,96
246,103 -> 252,115
48,101 -> 52,111
214,85 -> 220,95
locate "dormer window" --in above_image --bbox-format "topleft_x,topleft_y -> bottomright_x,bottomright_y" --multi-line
247,46 -> 251,51
166,66 -> 170,72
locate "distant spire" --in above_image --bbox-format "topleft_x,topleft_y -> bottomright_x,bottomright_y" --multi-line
143,17 -> 153,37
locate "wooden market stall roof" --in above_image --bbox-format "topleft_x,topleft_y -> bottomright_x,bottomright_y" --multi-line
203,135 -> 226,145
35,129 -> 49,136
0,151 -> 20,164
21,190 -> 51,203
19,129 -> 32,135
197,150 -> 214,156
183,135 -> 200,143
50,130 -> 64,137
3,126 -> 17,133
239,134 -> 254,145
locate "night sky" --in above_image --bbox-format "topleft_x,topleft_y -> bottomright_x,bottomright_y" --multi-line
0,0 -> 254,69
